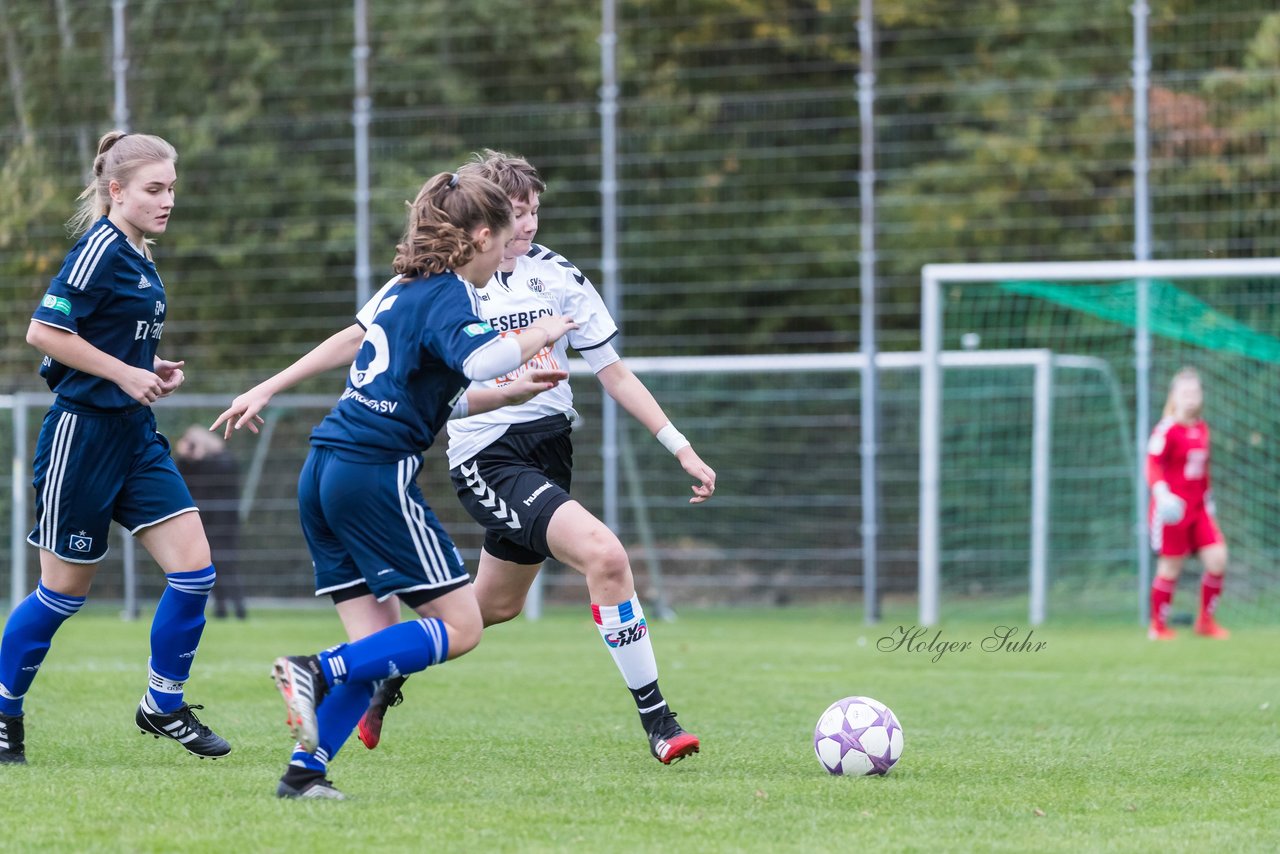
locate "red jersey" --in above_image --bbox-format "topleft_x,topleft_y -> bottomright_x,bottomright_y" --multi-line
1147,417 -> 1211,508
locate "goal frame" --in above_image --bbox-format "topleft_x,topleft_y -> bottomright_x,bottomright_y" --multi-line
920,258 -> 1280,627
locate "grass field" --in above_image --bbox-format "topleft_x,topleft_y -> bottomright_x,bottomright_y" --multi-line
1,604 -> 1277,853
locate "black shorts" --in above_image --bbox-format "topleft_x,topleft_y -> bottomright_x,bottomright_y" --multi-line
450,414 -> 574,565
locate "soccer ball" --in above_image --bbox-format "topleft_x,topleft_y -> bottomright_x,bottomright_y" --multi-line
813,695 -> 904,776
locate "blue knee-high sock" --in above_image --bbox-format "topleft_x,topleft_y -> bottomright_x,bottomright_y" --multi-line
288,681 -> 373,773
318,618 -> 449,686
148,565 -> 216,712
0,582 -> 86,716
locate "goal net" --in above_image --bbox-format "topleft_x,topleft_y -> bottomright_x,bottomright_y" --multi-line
921,259 -> 1280,626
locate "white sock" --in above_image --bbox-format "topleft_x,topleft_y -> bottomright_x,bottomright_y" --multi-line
592,595 -> 658,689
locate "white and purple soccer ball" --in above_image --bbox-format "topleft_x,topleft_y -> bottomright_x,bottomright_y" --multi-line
813,695 -> 904,776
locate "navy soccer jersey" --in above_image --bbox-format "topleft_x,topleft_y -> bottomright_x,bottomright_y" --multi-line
31,216 -> 168,411
309,271 -> 499,462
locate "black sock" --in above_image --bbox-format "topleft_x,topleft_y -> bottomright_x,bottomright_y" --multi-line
281,765 -> 325,787
630,680 -> 669,731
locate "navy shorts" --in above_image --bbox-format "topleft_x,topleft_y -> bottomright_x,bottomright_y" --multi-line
450,414 -> 574,566
299,445 -> 469,602
27,402 -> 196,563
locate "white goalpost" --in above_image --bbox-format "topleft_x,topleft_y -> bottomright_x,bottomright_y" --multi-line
920,258 -> 1280,627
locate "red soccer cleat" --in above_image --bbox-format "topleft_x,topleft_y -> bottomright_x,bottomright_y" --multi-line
1194,616 -> 1230,639
1147,623 -> 1177,641
357,675 -> 407,750
647,711 -> 700,765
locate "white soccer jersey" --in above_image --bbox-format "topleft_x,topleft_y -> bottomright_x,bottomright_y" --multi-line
445,244 -> 617,468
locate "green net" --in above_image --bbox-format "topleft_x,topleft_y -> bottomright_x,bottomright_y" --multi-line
1000,280 -> 1280,364
938,275 -> 1280,626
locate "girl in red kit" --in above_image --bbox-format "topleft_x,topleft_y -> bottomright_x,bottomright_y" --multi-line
1147,368 -> 1229,640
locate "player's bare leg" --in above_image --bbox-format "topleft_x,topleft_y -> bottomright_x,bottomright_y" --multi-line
472,553 -> 543,626
545,501 -> 699,764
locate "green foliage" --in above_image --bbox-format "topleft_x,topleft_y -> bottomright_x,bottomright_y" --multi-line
1,1 -> 1277,382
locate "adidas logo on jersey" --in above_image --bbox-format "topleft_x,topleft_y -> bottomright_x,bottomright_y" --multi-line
138,274 -> 151,289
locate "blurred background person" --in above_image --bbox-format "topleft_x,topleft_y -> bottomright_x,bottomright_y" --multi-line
1147,368 -> 1229,641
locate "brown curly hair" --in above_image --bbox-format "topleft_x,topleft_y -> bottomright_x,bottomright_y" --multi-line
392,171 -> 513,277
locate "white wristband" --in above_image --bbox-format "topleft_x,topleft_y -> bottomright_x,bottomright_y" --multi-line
656,422 -> 690,455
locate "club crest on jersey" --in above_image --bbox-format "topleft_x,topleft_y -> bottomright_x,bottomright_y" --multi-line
68,532 -> 93,553
526,277 -> 546,293
463,321 -> 494,337
41,294 -> 72,315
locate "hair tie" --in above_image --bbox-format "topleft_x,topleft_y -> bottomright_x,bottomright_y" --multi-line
447,172 -> 460,190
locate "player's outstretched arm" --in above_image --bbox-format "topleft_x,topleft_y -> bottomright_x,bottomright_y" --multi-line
461,368 -> 569,418
595,359 -> 717,504
211,323 -> 365,439
462,316 -> 578,385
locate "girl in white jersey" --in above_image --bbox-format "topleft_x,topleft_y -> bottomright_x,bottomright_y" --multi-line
358,150 -> 716,765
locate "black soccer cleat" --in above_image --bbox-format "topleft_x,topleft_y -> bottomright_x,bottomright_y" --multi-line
0,712 -> 26,765
276,769 -> 346,800
136,697 -> 231,758
356,675 -> 407,750
646,710 -> 700,765
271,655 -> 328,753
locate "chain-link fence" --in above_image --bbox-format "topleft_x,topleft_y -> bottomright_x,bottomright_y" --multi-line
2,1 -> 1277,610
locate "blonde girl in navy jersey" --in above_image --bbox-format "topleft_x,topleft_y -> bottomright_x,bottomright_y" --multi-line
214,171 -> 576,799
0,131 -> 229,765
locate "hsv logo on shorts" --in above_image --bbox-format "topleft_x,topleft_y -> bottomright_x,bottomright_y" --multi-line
68,532 -> 93,553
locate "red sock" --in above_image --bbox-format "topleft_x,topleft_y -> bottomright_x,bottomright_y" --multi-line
1200,573 -> 1223,621
1150,576 -> 1176,628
